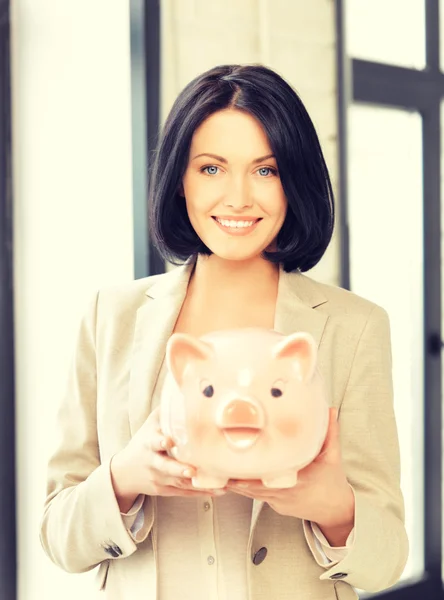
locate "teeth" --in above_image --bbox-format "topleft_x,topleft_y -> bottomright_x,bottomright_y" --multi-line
216,218 -> 256,228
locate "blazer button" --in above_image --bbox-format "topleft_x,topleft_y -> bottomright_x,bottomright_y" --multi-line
104,545 -> 122,558
330,572 -> 347,580
252,547 -> 268,565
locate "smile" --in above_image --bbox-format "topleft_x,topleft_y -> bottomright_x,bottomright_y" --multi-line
212,216 -> 261,234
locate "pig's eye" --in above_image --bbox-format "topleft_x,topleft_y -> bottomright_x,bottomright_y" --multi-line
271,379 -> 286,397
200,379 -> 214,398
202,385 -> 214,398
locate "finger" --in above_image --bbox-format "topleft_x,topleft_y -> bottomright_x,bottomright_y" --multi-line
173,477 -> 199,489
227,479 -> 282,492
172,478 -> 228,493
149,431 -> 175,453
146,406 -> 172,440
227,479 -> 262,486
151,451 -> 196,480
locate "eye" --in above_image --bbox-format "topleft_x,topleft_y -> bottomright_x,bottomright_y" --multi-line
271,379 -> 286,398
200,379 -> 214,398
257,167 -> 278,177
203,385 -> 214,398
201,165 -> 219,176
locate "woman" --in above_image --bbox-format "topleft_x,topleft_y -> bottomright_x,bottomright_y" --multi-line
40,64 -> 408,599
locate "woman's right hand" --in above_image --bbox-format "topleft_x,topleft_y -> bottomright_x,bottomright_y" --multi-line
110,406 -> 225,512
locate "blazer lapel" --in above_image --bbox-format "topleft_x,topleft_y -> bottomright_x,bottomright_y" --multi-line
128,258 -> 195,436
250,266 -> 330,538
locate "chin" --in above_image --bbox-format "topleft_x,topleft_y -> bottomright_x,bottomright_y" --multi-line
207,246 -> 265,263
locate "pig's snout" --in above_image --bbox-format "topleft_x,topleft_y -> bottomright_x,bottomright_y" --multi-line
218,399 -> 264,429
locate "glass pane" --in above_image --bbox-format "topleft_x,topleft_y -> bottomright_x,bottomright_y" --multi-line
346,0 -> 426,69
348,104 -> 424,585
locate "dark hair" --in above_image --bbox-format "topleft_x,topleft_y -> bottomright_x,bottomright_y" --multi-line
148,64 -> 334,273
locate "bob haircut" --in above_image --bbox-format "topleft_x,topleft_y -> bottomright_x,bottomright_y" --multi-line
149,64 -> 334,273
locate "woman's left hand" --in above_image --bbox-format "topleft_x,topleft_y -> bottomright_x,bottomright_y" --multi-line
226,407 -> 355,529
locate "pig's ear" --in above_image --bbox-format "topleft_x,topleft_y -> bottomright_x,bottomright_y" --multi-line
272,332 -> 317,382
166,333 -> 213,386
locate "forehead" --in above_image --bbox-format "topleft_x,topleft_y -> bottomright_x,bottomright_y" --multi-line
190,109 -> 272,155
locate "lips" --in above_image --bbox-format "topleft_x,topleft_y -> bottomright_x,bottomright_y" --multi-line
212,216 -> 262,234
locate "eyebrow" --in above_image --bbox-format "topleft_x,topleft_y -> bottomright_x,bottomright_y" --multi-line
192,152 -> 276,164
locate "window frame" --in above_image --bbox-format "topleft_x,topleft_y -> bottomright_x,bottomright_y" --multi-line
130,0 -> 164,279
0,0 -> 17,597
337,0 -> 443,596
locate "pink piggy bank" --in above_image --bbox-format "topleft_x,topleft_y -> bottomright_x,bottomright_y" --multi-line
160,328 -> 329,489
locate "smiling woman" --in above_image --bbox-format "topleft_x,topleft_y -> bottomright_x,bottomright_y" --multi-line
40,64 -> 408,600
149,64 -> 334,274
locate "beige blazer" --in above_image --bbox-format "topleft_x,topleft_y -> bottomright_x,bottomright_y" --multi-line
40,257 -> 409,600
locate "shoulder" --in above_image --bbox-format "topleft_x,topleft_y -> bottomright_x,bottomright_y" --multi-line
296,272 -> 390,328
296,275 -> 393,381
97,272 -> 162,303
94,270 -> 172,322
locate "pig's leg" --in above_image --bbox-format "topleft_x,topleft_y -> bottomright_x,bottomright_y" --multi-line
262,471 -> 298,488
192,472 -> 228,489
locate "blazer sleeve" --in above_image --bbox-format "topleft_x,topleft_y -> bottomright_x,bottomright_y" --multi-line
39,292 -> 153,574
303,305 -> 409,593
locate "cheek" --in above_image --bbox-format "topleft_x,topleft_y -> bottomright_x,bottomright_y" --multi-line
184,193 -> 216,230
183,176 -> 201,211
259,181 -> 286,204
187,400 -> 217,438
275,414 -> 299,438
184,171 -> 220,204
276,194 -> 288,219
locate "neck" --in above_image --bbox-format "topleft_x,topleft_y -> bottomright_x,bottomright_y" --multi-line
189,254 -> 280,302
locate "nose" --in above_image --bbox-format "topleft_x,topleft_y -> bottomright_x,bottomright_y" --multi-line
223,178 -> 253,209
219,399 -> 263,428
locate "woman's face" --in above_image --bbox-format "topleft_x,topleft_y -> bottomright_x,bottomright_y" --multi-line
181,109 -> 287,263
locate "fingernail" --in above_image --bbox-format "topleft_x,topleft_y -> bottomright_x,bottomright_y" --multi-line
183,469 -> 193,478
160,439 -> 167,449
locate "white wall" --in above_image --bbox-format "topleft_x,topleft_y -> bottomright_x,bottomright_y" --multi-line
10,1 -> 134,598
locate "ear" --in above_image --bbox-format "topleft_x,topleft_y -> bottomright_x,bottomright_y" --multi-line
272,332 -> 317,383
166,333 -> 213,386
178,182 -> 185,197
